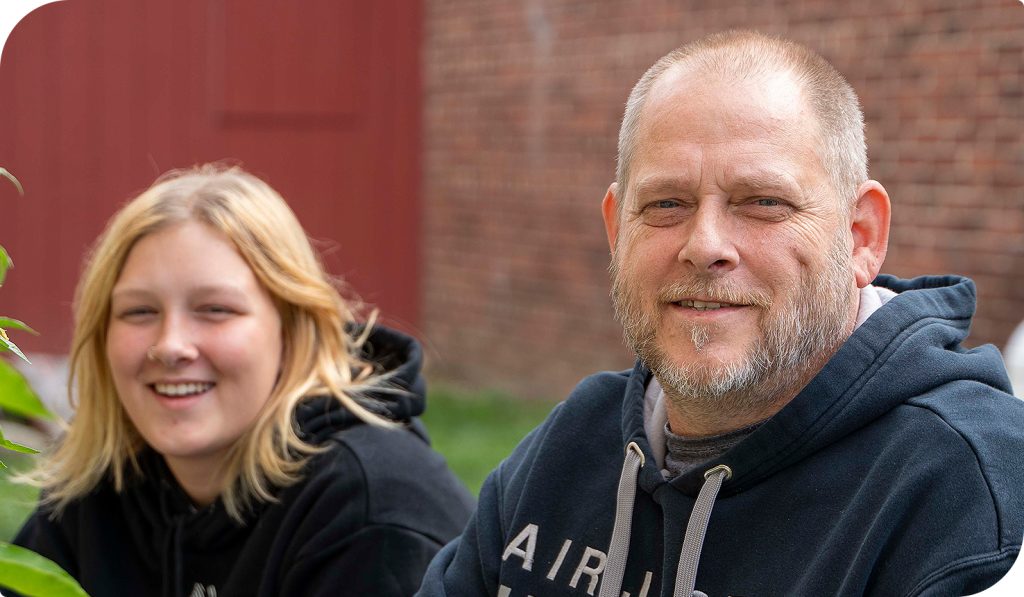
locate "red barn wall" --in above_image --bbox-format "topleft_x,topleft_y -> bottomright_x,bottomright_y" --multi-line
422,0 -> 1024,399
0,0 -> 423,354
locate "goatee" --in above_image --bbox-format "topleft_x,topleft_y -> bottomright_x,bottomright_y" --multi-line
610,233 -> 855,421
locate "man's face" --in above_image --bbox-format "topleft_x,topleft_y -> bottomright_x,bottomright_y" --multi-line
607,67 -> 860,415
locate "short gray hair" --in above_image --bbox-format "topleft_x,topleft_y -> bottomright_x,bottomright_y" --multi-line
616,30 -> 866,210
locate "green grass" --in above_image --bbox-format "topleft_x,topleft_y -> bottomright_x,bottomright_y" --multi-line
0,452 -> 39,543
0,389 -> 553,543
421,388 -> 557,495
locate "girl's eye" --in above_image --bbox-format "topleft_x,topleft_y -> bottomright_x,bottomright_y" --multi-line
199,305 -> 237,317
117,307 -> 156,320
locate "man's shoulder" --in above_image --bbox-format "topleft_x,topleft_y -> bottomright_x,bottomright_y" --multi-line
891,385 -> 1024,547
490,367 -> 638,493
903,379 -> 1024,449
495,367 -> 634,448
905,382 -> 1024,475
562,367 -> 635,411
505,367 -> 635,446
524,367 -> 637,445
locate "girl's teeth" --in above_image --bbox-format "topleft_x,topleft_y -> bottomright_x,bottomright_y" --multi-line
153,383 -> 212,397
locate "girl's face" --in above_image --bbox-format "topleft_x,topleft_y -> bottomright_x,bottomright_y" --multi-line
107,221 -> 283,491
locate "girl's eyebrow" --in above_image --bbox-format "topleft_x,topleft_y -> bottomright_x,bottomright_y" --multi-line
109,287 -> 154,302
110,284 -> 251,302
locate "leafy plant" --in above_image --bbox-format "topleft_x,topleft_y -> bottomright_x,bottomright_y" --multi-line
0,168 -> 88,596
0,544 -> 88,597
0,168 -> 47,467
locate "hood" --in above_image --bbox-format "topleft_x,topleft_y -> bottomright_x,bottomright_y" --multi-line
627,274 -> 1011,497
711,274 -> 1009,495
295,325 -> 428,444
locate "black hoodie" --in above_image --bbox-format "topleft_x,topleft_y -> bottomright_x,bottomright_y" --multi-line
14,327 -> 475,597
418,275 -> 1024,596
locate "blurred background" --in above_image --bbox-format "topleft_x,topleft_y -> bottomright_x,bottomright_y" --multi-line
1,0 -> 1022,536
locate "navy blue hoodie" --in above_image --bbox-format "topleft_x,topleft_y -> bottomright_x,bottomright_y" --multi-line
418,275 -> 1024,596
14,326 -> 475,597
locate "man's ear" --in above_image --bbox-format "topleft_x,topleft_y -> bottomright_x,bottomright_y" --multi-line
602,183 -> 620,253
849,180 -> 891,288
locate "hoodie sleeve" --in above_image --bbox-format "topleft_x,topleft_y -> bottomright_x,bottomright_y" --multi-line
417,402 -> 568,597
280,523 -> 452,596
907,554 -> 1021,597
12,508 -> 79,581
416,465 -> 510,596
273,423 -> 474,597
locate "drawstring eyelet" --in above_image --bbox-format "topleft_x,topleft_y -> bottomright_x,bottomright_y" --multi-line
703,464 -> 732,482
625,441 -> 646,467
599,442 -> 646,597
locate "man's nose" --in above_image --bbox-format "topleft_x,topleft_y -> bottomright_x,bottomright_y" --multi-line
147,315 -> 199,367
676,205 -> 739,273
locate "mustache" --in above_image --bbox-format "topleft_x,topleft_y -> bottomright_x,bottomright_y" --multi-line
657,279 -> 772,308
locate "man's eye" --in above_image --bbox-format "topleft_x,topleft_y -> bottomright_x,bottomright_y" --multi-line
638,199 -> 688,227
739,197 -> 793,221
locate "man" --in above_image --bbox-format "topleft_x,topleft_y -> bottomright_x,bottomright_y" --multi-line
418,31 -> 1024,596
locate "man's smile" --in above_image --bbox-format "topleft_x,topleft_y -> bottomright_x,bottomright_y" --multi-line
672,299 -> 745,311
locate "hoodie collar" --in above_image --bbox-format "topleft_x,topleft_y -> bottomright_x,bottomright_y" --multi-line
295,325 -> 427,444
626,275 -> 986,497
643,283 -> 898,474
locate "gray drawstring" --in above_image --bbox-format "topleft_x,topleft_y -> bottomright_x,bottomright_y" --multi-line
674,464 -> 732,597
598,442 -> 645,597
600,449 -> 731,597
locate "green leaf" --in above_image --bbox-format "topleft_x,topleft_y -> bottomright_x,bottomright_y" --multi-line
0,245 -> 9,287
0,438 -> 38,455
0,332 -> 31,364
0,360 -> 50,418
0,426 -> 38,455
0,318 -> 39,335
0,542 -> 89,597
0,168 -> 24,196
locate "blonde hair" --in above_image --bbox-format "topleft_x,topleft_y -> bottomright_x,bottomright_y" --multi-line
34,164 -> 392,521
617,30 -> 866,210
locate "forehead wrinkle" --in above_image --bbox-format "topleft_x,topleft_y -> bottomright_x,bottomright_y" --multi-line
720,164 -> 803,195
634,149 -> 805,201
633,175 -> 694,199
637,72 -> 812,163
628,139 -> 703,203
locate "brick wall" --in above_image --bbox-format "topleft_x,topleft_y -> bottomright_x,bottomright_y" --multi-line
422,0 -> 1024,399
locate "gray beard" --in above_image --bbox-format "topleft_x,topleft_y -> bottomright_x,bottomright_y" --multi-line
610,234 -> 855,421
